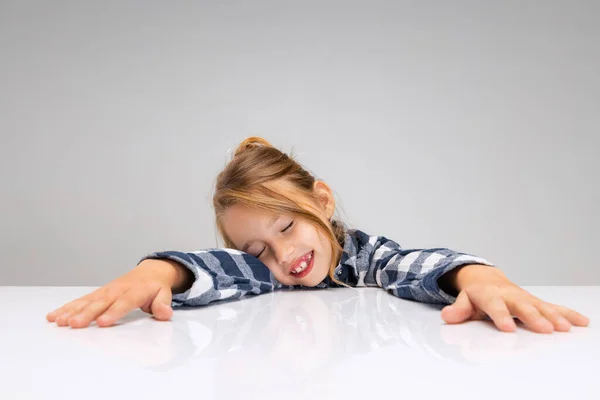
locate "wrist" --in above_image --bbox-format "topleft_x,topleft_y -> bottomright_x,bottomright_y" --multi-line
454,264 -> 507,292
167,260 -> 195,294
137,259 -> 192,293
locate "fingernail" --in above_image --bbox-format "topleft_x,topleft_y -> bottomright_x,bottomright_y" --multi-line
558,317 -> 571,328
541,320 -> 554,331
503,317 -> 516,328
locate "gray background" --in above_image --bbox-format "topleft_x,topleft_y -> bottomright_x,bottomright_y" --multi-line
1,1 -> 598,286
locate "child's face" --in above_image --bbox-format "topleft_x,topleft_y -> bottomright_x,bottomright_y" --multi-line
221,203 -> 333,287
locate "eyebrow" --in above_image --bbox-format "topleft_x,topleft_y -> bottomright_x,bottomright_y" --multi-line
241,214 -> 280,252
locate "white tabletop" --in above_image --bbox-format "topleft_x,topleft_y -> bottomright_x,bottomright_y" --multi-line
1,286 -> 597,399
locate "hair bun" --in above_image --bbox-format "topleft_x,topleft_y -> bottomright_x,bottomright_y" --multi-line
233,136 -> 273,158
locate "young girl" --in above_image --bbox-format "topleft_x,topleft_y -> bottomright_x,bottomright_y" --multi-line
47,137 -> 590,333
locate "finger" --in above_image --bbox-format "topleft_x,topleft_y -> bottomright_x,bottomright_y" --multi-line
47,303 -> 73,322
536,302 -> 572,332
441,291 -> 476,324
96,285 -> 158,327
511,301 -> 554,333
54,301 -> 90,327
47,307 -> 65,322
150,287 -> 173,321
552,304 -> 590,327
68,299 -> 114,329
139,290 -> 159,314
467,290 -> 517,332
47,297 -> 89,322
54,287 -> 122,327
140,301 -> 152,314
47,285 -> 117,322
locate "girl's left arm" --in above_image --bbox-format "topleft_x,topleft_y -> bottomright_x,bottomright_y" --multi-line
368,237 -> 590,333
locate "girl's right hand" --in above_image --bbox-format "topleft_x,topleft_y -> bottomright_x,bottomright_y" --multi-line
46,260 -> 187,329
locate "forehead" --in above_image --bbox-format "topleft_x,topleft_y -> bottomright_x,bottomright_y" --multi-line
223,204 -> 278,226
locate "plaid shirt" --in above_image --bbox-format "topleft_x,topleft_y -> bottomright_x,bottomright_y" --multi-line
140,227 -> 495,308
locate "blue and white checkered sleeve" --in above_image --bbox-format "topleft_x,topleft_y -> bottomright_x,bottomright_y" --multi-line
372,238 -> 496,304
138,249 -> 283,308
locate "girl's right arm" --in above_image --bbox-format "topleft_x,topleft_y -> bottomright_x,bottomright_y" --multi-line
142,249 -> 282,307
46,249 -> 283,329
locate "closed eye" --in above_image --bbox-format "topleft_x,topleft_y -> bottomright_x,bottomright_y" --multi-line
282,221 -> 294,232
254,221 -> 294,258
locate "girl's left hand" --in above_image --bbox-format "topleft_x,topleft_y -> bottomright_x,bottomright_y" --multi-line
440,265 -> 590,333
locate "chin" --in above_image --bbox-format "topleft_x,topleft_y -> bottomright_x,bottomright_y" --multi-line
304,267 -> 329,286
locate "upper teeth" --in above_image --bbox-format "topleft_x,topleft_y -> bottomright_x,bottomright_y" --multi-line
292,252 -> 312,274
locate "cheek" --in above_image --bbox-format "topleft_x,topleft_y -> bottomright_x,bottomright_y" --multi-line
299,224 -> 324,248
312,229 -> 330,256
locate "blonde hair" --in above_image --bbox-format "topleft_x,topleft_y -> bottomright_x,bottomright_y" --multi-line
213,136 -> 346,286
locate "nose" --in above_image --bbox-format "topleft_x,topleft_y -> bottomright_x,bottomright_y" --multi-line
272,240 -> 295,267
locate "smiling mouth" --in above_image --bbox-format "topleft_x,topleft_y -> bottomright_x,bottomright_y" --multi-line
290,251 -> 314,278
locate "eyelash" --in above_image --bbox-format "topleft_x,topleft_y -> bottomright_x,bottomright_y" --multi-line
255,221 -> 294,258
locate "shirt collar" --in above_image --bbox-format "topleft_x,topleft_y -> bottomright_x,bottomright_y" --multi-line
314,226 -> 373,288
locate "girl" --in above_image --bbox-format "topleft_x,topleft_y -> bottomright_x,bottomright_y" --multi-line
47,137 -> 590,333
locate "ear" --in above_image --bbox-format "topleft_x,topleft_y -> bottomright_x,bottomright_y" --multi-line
312,180 -> 336,221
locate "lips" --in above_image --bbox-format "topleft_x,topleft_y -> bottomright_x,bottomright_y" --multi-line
289,251 -> 314,275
